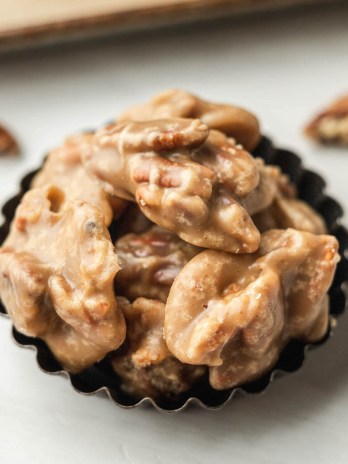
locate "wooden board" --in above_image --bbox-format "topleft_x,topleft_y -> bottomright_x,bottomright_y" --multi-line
0,0 -> 336,51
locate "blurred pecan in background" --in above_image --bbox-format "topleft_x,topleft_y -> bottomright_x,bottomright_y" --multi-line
0,123 -> 20,156
305,94 -> 348,145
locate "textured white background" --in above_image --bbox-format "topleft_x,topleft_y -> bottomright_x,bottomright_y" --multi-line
1,4 -> 348,463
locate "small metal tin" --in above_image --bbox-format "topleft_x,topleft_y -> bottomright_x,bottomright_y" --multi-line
1,137 -> 347,413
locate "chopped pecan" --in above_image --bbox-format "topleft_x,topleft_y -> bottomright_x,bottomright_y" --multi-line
0,185 -> 126,372
120,89 -> 261,151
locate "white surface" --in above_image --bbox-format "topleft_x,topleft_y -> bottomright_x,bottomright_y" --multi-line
1,5 -> 348,463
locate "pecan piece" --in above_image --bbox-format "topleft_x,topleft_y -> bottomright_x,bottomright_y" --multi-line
120,89 -> 261,151
253,170 -> 326,234
305,94 -> 348,145
111,297 -> 205,400
115,226 -> 199,302
83,118 -> 263,253
0,186 -> 126,372
164,228 -> 339,389
0,124 -> 20,157
32,133 -> 127,226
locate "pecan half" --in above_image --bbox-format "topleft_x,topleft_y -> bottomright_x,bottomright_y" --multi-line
305,94 -> 348,145
83,118 -> 265,253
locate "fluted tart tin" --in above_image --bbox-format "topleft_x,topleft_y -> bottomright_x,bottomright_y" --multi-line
1,137 -> 347,413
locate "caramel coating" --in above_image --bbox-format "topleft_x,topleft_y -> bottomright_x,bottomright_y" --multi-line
240,161 -> 280,215
111,297 -> 205,399
32,133 -> 127,225
115,226 -> 199,302
305,94 -> 348,145
253,172 -> 326,234
164,228 -> 339,389
0,186 -> 126,372
83,118 -> 265,253
253,196 -> 327,235
120,89 -> 261,151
